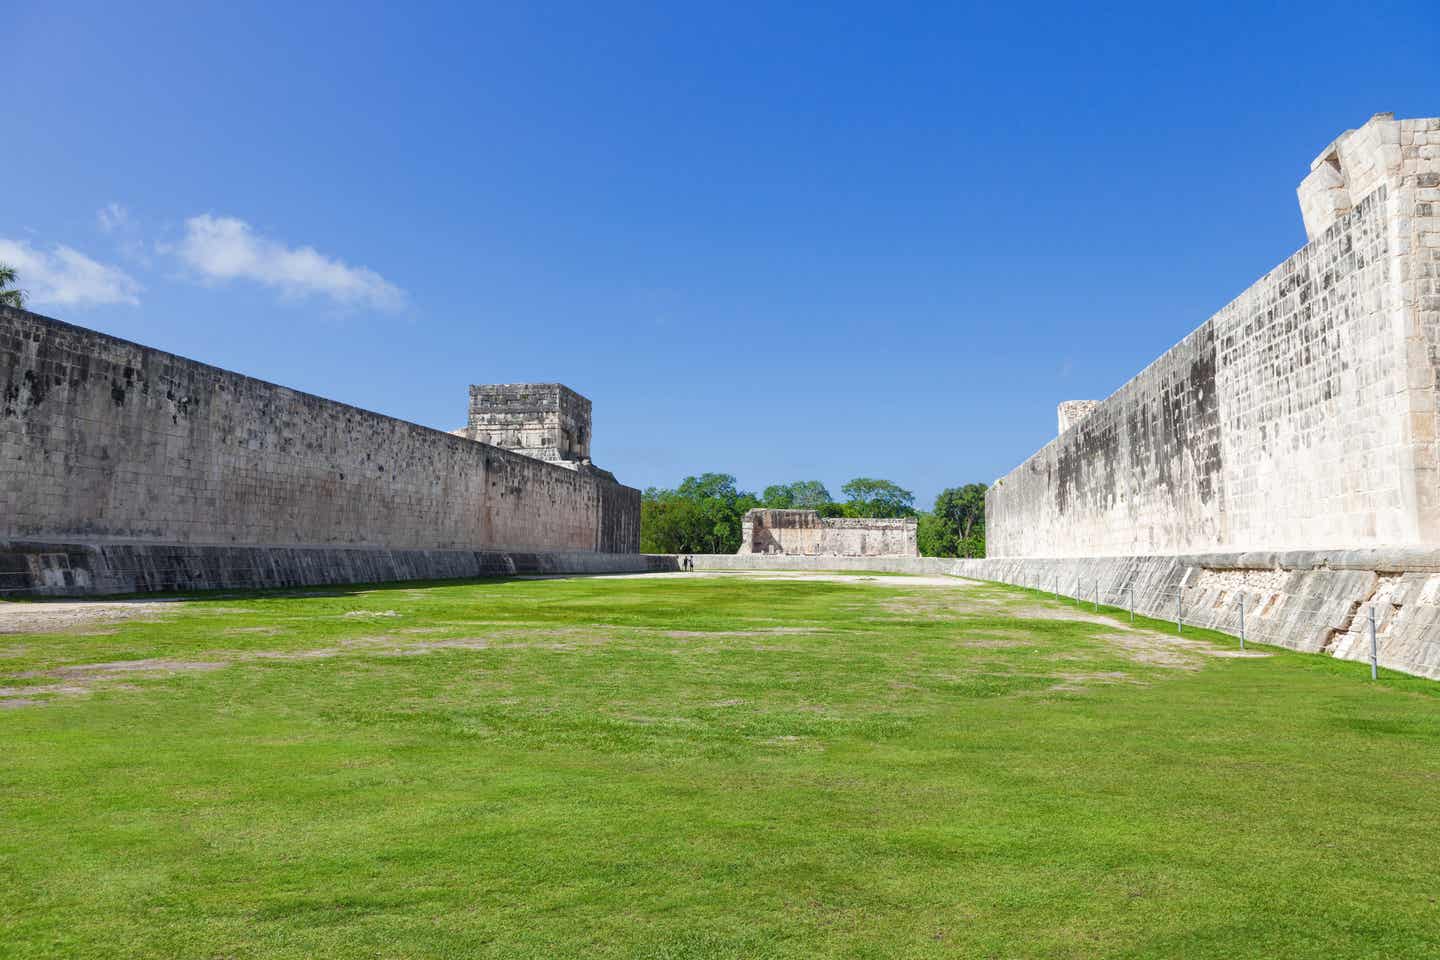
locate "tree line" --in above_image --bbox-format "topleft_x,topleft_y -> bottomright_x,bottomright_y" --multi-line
641,474 -> 987,558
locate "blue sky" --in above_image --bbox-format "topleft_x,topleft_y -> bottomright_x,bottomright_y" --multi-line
8,1 -> 1439,506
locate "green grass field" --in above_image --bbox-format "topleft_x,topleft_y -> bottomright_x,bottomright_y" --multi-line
2,573 -> 1438,959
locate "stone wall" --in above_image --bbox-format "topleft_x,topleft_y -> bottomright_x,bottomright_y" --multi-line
736,509 -> 918,557
988,114 -> 1440,558
0,307 -> 639,595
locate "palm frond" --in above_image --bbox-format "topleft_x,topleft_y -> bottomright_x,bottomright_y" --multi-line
0,263 -> 26,307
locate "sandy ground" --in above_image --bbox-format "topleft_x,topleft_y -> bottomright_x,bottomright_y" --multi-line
0,599 -> 187,634
537,571 -> 979,588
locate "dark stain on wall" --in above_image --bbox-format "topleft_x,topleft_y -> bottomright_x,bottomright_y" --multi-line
1053,324 -> 1222,523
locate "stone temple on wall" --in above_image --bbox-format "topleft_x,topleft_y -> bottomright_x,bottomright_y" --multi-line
453,383 -> 594,468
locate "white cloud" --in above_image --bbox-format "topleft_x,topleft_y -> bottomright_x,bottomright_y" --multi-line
96,202 -> 151,266
174,214 -> 405,311
0,237 -> 143,307
97,203 -> 129,233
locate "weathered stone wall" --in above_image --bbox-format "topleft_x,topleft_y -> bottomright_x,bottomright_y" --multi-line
463,383 -> 591,463
0,307 -> 639,595
989,114 -> 1440,558
737,509 -> 918,557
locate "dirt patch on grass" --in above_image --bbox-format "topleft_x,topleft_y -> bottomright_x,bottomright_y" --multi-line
1047,670 -> 1138,693
0,600 -> 186,634
1,659 -> 229,708
847,590 -> 1271,671
40,658 -> 229,678
603,571 -> 976,588
1,656 -> 229,708
880,592 -> 991,618
952,635 -> 1035,650
1091,632 -> 1205,669
1000,605 -> 1272,669
385,638 -> 496,655
1007,605 -> 1135,626
0,629 -> 624,708
1,682 -> 93,699
663,627 -> 819,639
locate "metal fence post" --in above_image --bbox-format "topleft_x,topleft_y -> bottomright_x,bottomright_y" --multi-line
1129,583 -> 1134,624
1238,591 -> 1246,650
1093,580 -> 1099,612
1369,605 -> 1378,680
1176,593 -> 1183,635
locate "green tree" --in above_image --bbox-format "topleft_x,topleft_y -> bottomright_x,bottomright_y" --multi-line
639,491 -> 707,554
916,512 -> 947,557
640,473 -> 759,554
676,473 -> 743,503
760,480 -> 832,510
917,483 -> 988,557
839,477 -> 916,518
0,264 -> 25,309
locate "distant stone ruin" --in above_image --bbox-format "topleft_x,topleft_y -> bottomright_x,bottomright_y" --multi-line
737,509 -> 918,557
